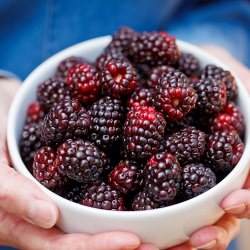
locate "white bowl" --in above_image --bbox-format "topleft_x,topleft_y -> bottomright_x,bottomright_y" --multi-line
7,36 -> 250,249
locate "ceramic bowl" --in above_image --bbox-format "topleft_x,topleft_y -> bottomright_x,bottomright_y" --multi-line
7,36 -> 250,249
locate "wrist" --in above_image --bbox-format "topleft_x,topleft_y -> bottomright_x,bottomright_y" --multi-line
0,78 -> 21,104
0,69 -> 21,81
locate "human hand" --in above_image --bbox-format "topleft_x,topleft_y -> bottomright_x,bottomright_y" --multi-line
0,79 -> 158,250
165,46 -> 250,250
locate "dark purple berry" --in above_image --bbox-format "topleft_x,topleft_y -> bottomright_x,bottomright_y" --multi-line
181,163 -> 216,200
41,99 -> 92,145
144,152 -> 181,203
163,126 -> 206,165
56,139 -> 106,183
122,105 -> 166,162
81,182 -> 125,211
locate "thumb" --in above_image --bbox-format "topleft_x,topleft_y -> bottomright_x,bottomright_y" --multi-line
0,162 -> 58,228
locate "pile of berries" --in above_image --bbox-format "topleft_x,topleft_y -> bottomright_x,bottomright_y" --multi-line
19,27 -> 245,211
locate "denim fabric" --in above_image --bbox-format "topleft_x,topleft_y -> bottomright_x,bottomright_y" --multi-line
0,0 -> 249,80
0,1 -> 249,249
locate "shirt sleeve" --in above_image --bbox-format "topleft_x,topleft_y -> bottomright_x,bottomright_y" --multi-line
0,70 -> 21,80
167,0 -> 250,67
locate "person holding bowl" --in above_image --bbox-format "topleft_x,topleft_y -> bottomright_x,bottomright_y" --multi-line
0,1 -> 250,250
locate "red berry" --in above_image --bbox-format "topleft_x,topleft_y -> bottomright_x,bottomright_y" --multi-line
67,63 -> 101,104
147,65 -> 175,88
26,102 -> 46,124
33,146 -> 69,191
154,71 -> 197,120
108,160 -> 142,195
126,87 -> 156,110
101,58 -> 138,96
122,105 -> 166,162
210,102 -> 245,136
56,56 -> 88,80
95,52 -> 124,72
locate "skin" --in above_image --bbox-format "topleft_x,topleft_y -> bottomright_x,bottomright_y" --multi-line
0,46 -> 249,250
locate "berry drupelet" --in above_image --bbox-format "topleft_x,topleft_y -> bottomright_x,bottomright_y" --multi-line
190,78 -> 227,115
210,102 -> 245,137
131,190 -> 158,211
181,163 -> 216,200
154,71 -> 197,121
33,146 -> 69,192
126,87 -> 156,110
67,63 -> 101,104
41,99 -> 92,145
108,160 -> 143,195
88,96 -> 125,151
163,126 -> 206,165
122,105 -> 166,162
19,123 -> 43,171
37,77 -> 72,111
129,31 -> 179,66
56,56 -> 88,80
205,130 -> 244,176
177,53 -> 200,77
201,64 -> 238,101
144,152 -> 181,203
56,139 -> 106,183
101,58 -> 138,97
81,182 -> 126,211
147,65 -> 176,88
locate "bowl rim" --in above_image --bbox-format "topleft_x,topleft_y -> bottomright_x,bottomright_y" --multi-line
7,35 -> 250,218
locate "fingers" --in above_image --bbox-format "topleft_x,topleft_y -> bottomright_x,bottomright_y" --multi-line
221,189 -> 250,218
82,231 -> 141,250
0,209 -> 59,249
0,163 -> 58,228
0,78 -> 21,110
189,214 -> 239,250
0,209 -> 141,250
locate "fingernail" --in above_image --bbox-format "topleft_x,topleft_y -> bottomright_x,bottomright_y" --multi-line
224,204 -> 246,215
197,240 -> 217,249
27,199 -> 57,228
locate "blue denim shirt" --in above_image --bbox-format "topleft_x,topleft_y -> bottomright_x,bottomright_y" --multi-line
0,0 -> 248,249
0,0 -> 249,80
